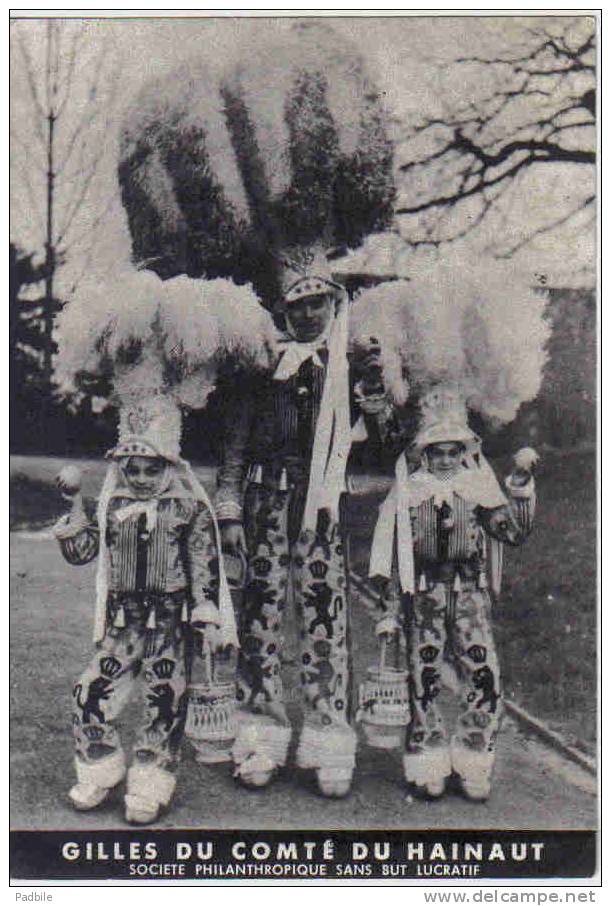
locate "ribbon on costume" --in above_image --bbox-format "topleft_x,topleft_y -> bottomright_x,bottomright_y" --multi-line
369,453 -> 415,594
179,460 -> 239,649
302,299 -> 352,531
114,498 -> 159,531
273,321 -> 331,381
94,462 -> 121,643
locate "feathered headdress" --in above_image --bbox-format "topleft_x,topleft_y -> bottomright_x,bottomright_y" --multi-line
118,21 -> 395,308
54,266 -> 277,649
55,267 -> 278,411
364,260 -> 549,600
349,259 -> 550,430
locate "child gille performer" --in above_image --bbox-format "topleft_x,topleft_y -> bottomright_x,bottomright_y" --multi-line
53,268 -> 276,824
351,265 -> 549,801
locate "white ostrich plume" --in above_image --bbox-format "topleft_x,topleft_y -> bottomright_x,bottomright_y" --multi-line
349,259 -> 550,426
54,266 -> 277,408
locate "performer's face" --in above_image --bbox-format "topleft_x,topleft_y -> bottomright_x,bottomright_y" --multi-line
120,456 -> 170,498
285,293 -> 334,342
425,442 -> 465,479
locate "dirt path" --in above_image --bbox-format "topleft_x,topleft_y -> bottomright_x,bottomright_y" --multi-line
10,532 -> 596,832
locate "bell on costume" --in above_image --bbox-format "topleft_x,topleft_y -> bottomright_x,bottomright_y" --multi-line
83,725 -> 105,741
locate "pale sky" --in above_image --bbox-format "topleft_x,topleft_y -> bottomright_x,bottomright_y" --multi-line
10,14 -> 595,294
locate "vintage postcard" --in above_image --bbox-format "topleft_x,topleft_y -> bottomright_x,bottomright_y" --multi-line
9,11 -> 598,884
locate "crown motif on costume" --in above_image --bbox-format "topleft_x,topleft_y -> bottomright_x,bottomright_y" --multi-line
309,560 -> 329,580
277,246 -> 342,304
83,725 -> 105,741
277,248 -> 316,277
414,383 -> 479,454
152,658 -> 175,680
99,655 -> 122,678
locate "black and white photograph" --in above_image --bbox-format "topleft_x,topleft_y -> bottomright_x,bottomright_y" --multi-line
9,11 -> 598,883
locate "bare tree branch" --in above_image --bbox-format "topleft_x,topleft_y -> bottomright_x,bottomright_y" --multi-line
11,156 -> 45,236
12,21 -> 118,274
396,19 -> 595,254
496,194 -> 594,258
16,32 -> 47,150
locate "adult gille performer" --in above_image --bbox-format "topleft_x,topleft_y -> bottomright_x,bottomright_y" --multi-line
217,250 -> 393,797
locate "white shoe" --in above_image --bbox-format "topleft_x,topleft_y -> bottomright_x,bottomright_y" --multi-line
316,767 -> 352,798
124,764 -> 176,826
234,753 -> 276,789
297,723 -> 357,799
231,715 -> 291,789
69,782 -> 112,811
70,750 -> 126,811
124,795 -> 160,825
424,777 -> 446,799
450,741 -> 493,802
460,776 -> 491,802
237,769 -> 275,789
403,750 -> 451,797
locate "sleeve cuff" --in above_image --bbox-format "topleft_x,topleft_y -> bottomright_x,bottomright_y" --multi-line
505,475 -> 535,499
53,513 -> 90,540
215,497 -> 243,523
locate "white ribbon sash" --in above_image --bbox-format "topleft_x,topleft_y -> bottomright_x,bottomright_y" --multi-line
301,301 -> 351,531
114,498 -> 159,531
369,454 -> 415,594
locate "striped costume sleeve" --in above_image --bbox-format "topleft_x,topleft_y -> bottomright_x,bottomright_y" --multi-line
54,514 -> 99,566
505,475 -> 536,540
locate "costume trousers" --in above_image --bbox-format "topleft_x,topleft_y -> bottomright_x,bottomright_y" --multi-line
73,597 -> 189,771
238,481 -> 351,728
403,581 -> 502,766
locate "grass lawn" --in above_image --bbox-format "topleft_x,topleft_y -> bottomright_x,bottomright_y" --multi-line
10,448 -> 597,758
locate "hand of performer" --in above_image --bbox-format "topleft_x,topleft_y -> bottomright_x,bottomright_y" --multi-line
221,521 -> 246,556
511,447 -> 539,486
56,465 -> 83,500
56,465 -> 85,522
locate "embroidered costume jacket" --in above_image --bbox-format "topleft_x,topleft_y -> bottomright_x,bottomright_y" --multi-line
372,463 -> 536,605
409,476 -> 535,584
215,353 -> 397,527
58,485 -> 221,627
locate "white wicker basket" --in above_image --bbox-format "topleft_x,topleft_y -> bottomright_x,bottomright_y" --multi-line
357,634 -> 410,749
185,648 -> 238,763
